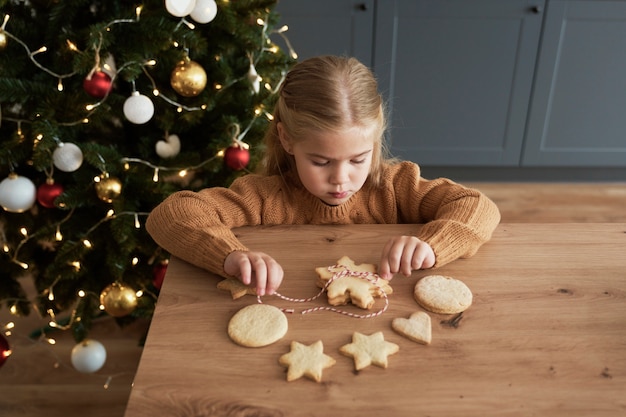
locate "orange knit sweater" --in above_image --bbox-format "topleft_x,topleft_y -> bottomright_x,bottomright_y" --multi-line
146,161 -> 501,277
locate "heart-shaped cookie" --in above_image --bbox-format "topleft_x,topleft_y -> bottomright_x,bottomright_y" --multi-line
392,311 -> 432,345
155,134 -> 181,158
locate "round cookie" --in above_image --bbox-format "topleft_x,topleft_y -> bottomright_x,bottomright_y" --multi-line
228,304 -> 288,347
413,275 -> 473,314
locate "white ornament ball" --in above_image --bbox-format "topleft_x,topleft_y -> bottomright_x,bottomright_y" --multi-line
71,339 -> 107,373
123,92 -> 155,124
156,134 -> 181,158
0,174 -> 37,213
52,142 -> 84,172
166,0 -> 196,17
191,0 -> 218,24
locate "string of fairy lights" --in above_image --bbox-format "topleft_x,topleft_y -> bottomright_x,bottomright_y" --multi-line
0,0 -> 296,387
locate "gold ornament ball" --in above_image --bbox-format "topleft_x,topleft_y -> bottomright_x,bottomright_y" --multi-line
95,176 -> 122,203
100,283 -> 138,317
0,31 -> 7,50
170,57 -> 207,97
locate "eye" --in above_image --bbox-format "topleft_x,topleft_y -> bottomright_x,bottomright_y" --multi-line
311,160 -> 329,167
351,159 -> 366,165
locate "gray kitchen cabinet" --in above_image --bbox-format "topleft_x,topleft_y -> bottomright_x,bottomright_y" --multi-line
273,0 -> 375,66
522,0 -> 626,166
274,0 -> 626,173
374,0 -> 545,166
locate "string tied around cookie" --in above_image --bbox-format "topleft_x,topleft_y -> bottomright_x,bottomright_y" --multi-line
257,264 -> 389,318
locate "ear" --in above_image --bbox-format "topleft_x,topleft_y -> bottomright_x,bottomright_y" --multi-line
277,122 -> 293,154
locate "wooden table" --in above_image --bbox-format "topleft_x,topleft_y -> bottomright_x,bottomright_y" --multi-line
125,224 -> 626,417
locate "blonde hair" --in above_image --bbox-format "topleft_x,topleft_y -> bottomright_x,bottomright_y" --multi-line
260,55 -> 394,187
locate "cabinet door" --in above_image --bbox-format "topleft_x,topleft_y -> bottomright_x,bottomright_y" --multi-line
374,0 -> 544,166
272,0 -> 374,66
522,0 -> 626,166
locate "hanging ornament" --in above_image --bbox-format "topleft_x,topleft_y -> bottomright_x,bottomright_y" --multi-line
247,63 -> 261,94
153,260 -> 169,290
0,333 -> 11,369
0,15 -> 9,51
155,134 -> 181,159
0,31 -> 7,50
37,178 -> 64,208
170,56 -> 207,97
190,0 -> 218,24
52,142 -> 84,172
123,91 -> 154,124
94,175 -> 122,203
82,70 -> 112,99
101,54 -> 117,79
0,173 -> 37,213
71,339 -> 107,373
100,282 -> 138,317
165,0 -> 196,17
224,143 -> 250,171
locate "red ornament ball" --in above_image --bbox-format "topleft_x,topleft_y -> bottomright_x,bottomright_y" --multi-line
0,333 -> 10,369
224,145 -> 250,171
83,71 -> 112,99
37,180 -> 64,208
153,261 -> 169,290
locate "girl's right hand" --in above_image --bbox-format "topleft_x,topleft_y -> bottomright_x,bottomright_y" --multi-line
224,250 -> 284,296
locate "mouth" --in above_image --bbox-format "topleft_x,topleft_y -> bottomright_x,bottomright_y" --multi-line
329,191 -> 349,200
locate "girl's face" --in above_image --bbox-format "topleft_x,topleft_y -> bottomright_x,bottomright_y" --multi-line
279,124 -> 375,205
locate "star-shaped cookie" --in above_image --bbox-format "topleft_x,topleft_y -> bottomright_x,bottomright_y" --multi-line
315,256 -> 392,310
217,278 -> 257,299
340,331 -> 399,371
279,340 -> 336,382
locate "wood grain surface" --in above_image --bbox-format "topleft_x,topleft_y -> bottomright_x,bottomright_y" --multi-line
125,223 -> 626,417
469,182 -> 626,223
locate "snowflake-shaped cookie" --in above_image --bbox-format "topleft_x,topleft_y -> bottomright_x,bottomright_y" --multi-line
315,256 -> 392,309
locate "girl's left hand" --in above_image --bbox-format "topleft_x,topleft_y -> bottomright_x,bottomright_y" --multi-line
378,235 -> 435,280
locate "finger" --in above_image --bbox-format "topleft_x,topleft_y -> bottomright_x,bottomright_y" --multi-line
410,251 -> 428,272
421,248 -> 436,269
411,244 -> 436,270
400,240 -> 420,276
378,240 -> 395,279
238,256 -> 252,285
386,240 -> 406,275
251,257 -> 268,296
265,260 -> 284,295
411,251 -> 425,270
378,260 -> 393,280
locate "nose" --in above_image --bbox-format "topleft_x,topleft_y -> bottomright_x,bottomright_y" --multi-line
329,162 -> 349,185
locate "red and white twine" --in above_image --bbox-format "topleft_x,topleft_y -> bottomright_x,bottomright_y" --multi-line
256,264 -> 389,318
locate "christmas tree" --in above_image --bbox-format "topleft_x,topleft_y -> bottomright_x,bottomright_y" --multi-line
0,0 -> 295,362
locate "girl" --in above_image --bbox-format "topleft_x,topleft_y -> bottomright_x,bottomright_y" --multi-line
146,55 -> 501,296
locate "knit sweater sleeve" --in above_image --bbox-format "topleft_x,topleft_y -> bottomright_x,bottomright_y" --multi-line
145,175 -> 277,277
390,162 -> 501,267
